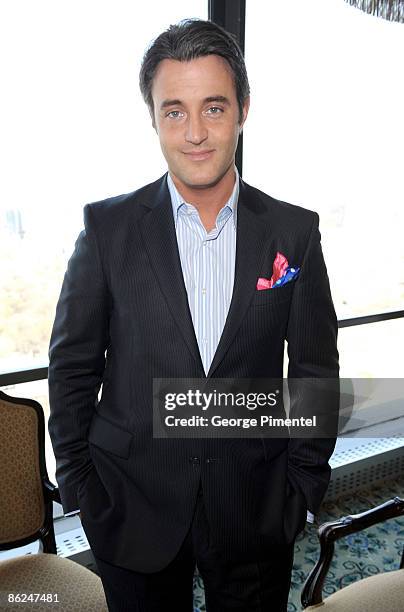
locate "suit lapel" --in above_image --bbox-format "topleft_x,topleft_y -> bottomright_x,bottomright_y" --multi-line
207,179 -> 271,378
139,175 -> 205,374
139,175 -> 274,379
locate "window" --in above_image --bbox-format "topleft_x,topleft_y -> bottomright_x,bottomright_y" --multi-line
0,1 -> 207,374
2,0 -> 403,517
244,0 -> 404,320
0,1 -> 207,481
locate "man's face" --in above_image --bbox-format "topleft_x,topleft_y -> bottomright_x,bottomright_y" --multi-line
151,54 -> 249,190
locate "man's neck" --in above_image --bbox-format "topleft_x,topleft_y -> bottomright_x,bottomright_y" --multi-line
169,165 -> 237,225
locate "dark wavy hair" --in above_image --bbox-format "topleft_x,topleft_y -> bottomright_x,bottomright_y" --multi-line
139,19 -> 250,123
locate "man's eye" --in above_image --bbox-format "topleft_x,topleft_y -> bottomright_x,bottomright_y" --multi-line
166,110 -> 183,119
206,106 -> 223,115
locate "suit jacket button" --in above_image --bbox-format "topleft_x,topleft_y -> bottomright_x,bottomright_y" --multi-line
189,457 -> 200,464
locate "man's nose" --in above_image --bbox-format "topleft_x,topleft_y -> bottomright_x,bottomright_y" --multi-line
185,114 -> 208,145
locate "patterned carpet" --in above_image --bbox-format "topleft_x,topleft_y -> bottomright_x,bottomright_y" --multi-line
192,475 -> 404,611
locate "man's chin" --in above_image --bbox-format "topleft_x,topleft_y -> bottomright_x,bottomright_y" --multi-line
174,168 -> 233,191
184,179 -> 221,190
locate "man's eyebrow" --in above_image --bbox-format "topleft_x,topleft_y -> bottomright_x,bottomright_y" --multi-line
203,96 -> 230,105
160,99 -> 182,110
159,95 -> 231,110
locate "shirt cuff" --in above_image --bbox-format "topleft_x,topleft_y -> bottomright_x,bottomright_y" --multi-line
306,510 -> 315,523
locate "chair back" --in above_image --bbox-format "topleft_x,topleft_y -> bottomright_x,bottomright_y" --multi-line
302,496 -> 404,608
0,390 -> 55,551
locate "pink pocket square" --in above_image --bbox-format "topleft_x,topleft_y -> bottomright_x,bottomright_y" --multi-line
257,252 -> 300,290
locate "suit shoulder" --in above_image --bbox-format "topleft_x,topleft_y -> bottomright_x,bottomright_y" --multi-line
83,175 -> 166,228
242,181 -> 318,228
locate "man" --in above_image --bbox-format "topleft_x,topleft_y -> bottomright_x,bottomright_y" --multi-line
48,18 -> 339,611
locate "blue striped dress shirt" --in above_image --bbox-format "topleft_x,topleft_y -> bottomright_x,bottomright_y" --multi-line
167,167 -> 239,376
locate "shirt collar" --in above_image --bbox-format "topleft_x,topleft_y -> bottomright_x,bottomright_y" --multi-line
167,166 -> 239,230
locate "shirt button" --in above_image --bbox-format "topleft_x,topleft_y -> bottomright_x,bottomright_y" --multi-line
202,288 -> 206,295
189,457 -> 200,464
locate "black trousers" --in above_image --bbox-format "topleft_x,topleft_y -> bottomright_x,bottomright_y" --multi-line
93,484 -> 295,612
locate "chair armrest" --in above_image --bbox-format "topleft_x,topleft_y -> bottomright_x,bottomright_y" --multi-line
43,479 -> 61,505
301,496 -> 404,608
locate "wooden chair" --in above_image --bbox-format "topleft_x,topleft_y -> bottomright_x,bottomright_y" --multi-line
301,496 -> 404,610
0,390 -> 108,611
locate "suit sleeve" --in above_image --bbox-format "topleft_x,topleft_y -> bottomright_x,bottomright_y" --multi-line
48,204 -> 110,513
286,212 -> 340,515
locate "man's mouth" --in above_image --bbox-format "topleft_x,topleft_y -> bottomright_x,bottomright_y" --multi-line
183,150 -> 215,161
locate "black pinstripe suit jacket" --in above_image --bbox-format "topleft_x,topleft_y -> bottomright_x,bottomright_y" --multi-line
48,173 -> 339,572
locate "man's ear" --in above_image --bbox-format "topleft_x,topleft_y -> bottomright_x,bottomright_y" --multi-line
239,96 -> 250,133
149,106 -> 157,132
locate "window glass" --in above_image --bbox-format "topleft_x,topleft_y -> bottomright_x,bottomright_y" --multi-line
244,0 -> 404,319
338,317 -> 404,378
0,1 -> 207,372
